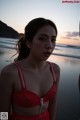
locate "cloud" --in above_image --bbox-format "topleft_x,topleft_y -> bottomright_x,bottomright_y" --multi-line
73,38 -> 79,40
61,31 -> 79,40
66,32 -> 79,37
61,36 -> 71,39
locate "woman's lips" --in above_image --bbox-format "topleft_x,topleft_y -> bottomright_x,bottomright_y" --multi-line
43,52 -> 51,57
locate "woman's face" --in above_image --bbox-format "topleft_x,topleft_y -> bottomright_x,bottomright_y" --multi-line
29,25 -> 57,61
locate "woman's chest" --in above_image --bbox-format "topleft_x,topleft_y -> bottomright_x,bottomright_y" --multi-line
23,70 -> 54,97
14,66 -> 55,98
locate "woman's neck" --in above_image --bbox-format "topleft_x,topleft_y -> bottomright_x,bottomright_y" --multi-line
24,56 -> 46,70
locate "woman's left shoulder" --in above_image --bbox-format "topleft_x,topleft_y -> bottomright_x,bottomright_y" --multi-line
51,62 -> 60,83
50,62 -> 60,73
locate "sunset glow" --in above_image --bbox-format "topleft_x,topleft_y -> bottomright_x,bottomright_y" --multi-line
0,0 -> 80,46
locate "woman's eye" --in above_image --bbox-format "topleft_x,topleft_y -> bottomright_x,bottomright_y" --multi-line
51,39 -> 56,43
39,37 -> 46,41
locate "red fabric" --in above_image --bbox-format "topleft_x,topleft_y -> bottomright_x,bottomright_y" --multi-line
12,62 -> 57,108
10,110 -> 49,120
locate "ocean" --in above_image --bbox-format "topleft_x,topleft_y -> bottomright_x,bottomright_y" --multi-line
0,37 -> 80,120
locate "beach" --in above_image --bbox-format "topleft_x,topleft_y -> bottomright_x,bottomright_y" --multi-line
48,55 -> 80,120
0,38 -> 80,120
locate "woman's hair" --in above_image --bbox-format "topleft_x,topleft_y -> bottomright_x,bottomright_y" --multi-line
15,17 -> 58,61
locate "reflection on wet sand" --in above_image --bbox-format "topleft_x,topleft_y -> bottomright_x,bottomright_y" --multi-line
78,74 -> 80,93
48,54 -> 80,65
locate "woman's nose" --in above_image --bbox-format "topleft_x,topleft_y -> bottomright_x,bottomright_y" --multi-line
45,41 -> 54,49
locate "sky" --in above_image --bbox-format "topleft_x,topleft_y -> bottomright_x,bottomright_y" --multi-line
0,0 -> 80,46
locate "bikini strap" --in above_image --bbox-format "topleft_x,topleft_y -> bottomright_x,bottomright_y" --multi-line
48,62 -> 56,82
13,62 -> 26,89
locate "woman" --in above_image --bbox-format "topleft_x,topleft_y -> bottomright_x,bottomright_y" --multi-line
0,18 -> 60,120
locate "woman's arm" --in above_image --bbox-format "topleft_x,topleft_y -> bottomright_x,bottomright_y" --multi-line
0,66 -> 14,114
48,63 -> 60,120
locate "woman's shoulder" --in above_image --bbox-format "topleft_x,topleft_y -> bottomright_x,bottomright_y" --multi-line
0,62 -> 17,78
0,62 -> 18,89
48,61 -> 60,73
48,61 -> 60,82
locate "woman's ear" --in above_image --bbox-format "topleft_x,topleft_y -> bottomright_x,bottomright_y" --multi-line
26,40 -> 32,49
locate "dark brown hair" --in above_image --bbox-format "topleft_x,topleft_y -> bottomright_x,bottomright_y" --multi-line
15,17 -> 58,61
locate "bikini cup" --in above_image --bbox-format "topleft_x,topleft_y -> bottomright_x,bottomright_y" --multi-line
12,62 -> 56,108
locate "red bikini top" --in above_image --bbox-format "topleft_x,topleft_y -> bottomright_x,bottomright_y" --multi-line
12,62 -> 57,108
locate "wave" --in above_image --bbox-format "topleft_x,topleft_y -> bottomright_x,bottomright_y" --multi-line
0,44 -> 80,59
0,40 -> 16,45
0,39 -> 80,49
0,38 -> 80,59
56,44 -> 80,49
52,53 -> 80,59
0,44 -> 16,49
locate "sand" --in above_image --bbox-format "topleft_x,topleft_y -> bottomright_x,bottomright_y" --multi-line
0,47 -> 80,120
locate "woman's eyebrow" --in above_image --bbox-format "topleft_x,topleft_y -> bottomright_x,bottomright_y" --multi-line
39,34 -> 56,38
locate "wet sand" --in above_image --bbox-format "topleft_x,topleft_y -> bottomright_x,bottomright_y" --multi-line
0,48 -> 80,120
48,55 -> 80,120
